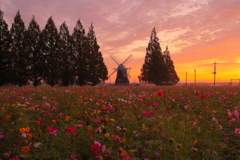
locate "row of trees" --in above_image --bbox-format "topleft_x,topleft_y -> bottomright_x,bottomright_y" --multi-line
0,9 -> 108,87
139,28 -> 179,85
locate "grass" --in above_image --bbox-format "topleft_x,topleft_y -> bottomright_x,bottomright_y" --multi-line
0,86 -> 239,160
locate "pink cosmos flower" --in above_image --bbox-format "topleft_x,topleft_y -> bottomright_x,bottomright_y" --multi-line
37,120 -> 44,126
70,154 -> 79,160
143,111 -> 149,116
91,142 -> 101,153
33,142 -> 42,148
234,128 -> 240,134
95,127 -> 102,133
161,131 -> 167,137
156,90 -> 164,97
95,120 -> 102,124
155,152 -> 161,156
194,90 -> 199,95
212,117 -> 218,123
121,154 -> 131,160
66,127 -> 75,134
47,126 -> 59,135
4,152 -> 11,156
88,130 -> 94,139
102,144 -> 106,152
114,134 -> 122,142
166,109 -> 171,115
116,126 -> 122,131
74,124 -> 84,128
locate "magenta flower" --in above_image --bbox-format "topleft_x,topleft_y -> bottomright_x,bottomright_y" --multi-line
161,131 -> 167,137
70,154 -> 79,159
95,120 -> 102,124
74,124 -> 84,128
66,127 -> 75,134
156,90 -> 164,97
91,142 -> 101,153
234,128 -> 240,134
194,90 -> 199,95
114,134 -> 122,142
166,109 -> 171,115
47,126 -> 59,135
155,151 -> 161,156
143,111 -> 149,116
37,120 -> 44,126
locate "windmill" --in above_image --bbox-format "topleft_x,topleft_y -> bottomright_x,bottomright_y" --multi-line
108,54 -> 132,85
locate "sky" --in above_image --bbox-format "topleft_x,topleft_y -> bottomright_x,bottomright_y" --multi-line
1,0 -> 240,84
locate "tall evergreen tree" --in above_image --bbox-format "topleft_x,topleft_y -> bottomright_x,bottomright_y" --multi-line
72,19 -> 89,86
41,16 -> 61,87
87,23 -> 108,86
139,27 -> 168,85
163,46 -> 179,84
59,22 -> 75,86
10,11 -> 29,86
27,15 -> 44,87
0,9 -> 12,86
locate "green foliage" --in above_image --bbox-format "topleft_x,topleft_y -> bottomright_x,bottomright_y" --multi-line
27,16 -> 44,87
163,46 -> 180,84
1,9 -> 108,87
0,9 -> 12,86
139,28 -> 178,86
72,19 -> 89,86
87,23 -> 108,86
59,22 -> 75,86
41,16 -> 61,87
10,11 -> 29,86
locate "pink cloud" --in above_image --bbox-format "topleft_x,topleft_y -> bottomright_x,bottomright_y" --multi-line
1,0 -> 240,83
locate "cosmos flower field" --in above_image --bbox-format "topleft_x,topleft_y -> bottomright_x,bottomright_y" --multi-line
0,86 -> 239,160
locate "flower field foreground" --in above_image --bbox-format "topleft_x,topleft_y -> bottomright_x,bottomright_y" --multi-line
0,86 -> 239,160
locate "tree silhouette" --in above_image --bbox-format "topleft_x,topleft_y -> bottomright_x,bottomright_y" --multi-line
139,27 -> 168,85
41,16 -> 61,87
27,16 -> 44,87
0,9 -> 12,86
10,11 -> 29,86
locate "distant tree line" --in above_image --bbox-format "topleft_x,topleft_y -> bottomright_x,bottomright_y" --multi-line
139,28 -> 179,85
0,9 -> 108,87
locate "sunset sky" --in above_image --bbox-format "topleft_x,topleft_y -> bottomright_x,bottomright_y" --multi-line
1,0 -> 240,83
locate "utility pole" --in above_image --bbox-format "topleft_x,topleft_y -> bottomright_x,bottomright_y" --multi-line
185,72 -> 188,86
194,69 -> 196,85
213,61 -> 217,86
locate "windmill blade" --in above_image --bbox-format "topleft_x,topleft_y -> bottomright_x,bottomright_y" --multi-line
110,55 -> 119,65
128,68 -> 131,79
108,69 -> 117,79
122,54 -> 132,65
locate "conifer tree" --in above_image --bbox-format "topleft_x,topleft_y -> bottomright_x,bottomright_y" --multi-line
139,27 -> 168,85
10,11 -> 29,86
59,22 -> 75,86
0,9 -> 12,86
72,19 -> 89,86
27,16 -> 44,87
41,16 -> 61,87
163,46 -> 179,84
87,23 -> 108,86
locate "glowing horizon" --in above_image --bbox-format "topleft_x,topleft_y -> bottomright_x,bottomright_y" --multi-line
1,0 -> 240,84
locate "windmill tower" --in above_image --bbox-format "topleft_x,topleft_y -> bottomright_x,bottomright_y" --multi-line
108,54 -> 132,85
